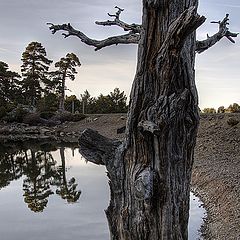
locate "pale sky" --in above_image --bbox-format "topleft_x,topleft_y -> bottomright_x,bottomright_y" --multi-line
0,0 -> 239,109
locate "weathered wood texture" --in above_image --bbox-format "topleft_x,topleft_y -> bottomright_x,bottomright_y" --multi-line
49,1 -> 237,239
80,2 -> 204,239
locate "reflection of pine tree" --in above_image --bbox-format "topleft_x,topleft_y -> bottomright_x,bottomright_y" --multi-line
22,149 -> 55,212
54,147 -> 81,203
0,151 -> 25,189
0,145 -> 81,211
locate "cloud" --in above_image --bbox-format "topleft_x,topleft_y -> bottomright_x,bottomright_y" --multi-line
0,47 -> 8,52
216,3 -> 240,8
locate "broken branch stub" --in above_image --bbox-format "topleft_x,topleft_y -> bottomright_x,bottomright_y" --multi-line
78,128 -> 121,166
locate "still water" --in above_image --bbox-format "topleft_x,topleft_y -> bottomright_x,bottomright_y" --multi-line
0,143 -> 205,240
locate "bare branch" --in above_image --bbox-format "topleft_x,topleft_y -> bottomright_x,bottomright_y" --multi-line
47,22 -> 140,51
47,6 -> 141,51
48,7 -> 237,55
196,14 -> 239,53
96,6 -> 142,33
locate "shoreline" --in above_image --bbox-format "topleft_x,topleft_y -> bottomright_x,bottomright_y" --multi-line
192,113 -> 240,239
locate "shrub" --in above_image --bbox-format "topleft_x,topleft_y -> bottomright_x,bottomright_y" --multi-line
40,111 -> 56,120
226,103 -> 240,113
202,108 -> 216,114
0,106 -> 7,119
23,113 -> 44,125
51,111 -> 86,123
72,113 -> 86,122
217,106 -> 225,113
4,107 -> 29,123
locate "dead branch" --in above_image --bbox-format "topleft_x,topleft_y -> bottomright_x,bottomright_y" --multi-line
96,6 -> 142,33
48,7 -> 237,54
47,6 -> 140,51
78,128 -> 121,165
196,14 -> 239,53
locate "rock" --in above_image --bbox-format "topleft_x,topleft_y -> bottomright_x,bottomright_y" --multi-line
117,126 -> 126,134
59,132 -> 65,136
227,117 -> 239,127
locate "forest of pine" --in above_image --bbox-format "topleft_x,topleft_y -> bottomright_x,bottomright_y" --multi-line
0,41 -> 129,123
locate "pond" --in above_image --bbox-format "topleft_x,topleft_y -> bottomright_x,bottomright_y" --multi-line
0,143 -> 205,240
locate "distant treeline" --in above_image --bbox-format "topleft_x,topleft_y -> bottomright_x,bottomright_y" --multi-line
0,41 -> 128,121
201,103 -> 240,114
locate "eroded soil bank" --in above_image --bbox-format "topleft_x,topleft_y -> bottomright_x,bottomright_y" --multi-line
192,113 -> 240,239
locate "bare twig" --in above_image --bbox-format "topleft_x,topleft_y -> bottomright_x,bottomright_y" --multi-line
96,6 -> 142,33
196,14 -> 238,53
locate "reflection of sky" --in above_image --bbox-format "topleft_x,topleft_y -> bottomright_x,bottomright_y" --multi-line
189,192 -> 206,240
0,0 -> 239,109
0,148 -> 205,239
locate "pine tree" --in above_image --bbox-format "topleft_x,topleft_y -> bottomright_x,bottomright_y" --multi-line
0,61 -> 22,105
108,87 -> 128,113
21,42 -> 52,106
52,53 -> 81,111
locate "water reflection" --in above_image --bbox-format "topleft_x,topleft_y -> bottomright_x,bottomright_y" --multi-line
0,143 -> 81,213
0,142 -> 205,240
54,147 -> 81,203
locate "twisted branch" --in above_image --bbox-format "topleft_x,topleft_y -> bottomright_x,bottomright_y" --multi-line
47,6 -> 140,51
196,14 -> 238,53
48,6 -> 237,53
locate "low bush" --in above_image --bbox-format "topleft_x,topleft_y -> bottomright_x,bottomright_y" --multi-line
0,106 -> 7,119
23,113 -> 44,125
4,107 -> 29,123
40,111 -> 56,120
51,111 -> 86,123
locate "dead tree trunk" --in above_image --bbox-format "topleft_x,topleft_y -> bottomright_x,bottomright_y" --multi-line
59,73 -> 66,112
48,1 -> 238,239
80,4 -> 204,240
